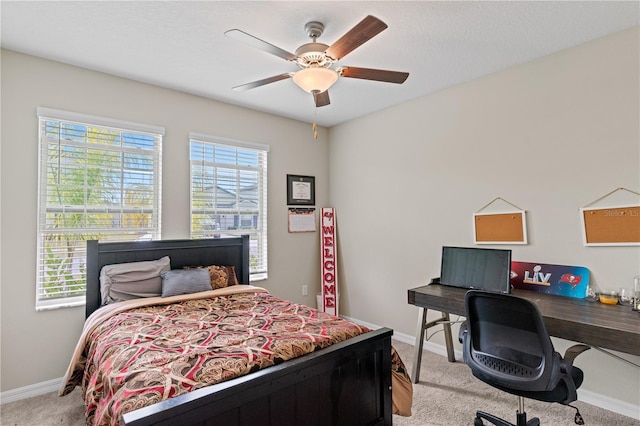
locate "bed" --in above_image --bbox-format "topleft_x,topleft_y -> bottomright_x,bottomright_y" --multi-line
59,236 -> 412,425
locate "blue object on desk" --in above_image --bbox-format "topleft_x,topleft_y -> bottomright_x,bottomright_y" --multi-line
511,261 -> 589,298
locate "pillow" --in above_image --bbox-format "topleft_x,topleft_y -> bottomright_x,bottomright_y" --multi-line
161,269 -> 212,297
183,265 -> 239,288
205,265 -> 229,289
222,265 -> 239,286
100,256 -> 171,305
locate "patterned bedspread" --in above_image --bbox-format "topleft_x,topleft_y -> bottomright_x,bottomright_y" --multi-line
60,286 -> 411,425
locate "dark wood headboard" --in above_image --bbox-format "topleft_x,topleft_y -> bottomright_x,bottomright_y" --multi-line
85,236 -> 250,318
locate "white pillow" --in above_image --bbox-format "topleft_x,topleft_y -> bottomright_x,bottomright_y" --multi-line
100,256 -> 171,305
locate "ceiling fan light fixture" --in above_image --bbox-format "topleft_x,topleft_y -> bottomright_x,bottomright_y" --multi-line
292,67 -> 338,94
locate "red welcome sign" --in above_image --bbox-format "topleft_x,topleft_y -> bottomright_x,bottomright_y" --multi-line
320,208 -> 338,315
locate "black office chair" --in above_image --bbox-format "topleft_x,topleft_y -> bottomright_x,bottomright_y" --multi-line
458,290 -> 590,426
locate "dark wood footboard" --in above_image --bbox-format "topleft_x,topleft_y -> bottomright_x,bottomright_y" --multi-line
123,327 -> 393,426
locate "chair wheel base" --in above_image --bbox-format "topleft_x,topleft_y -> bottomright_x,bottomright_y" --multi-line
475,410 -> 540,426
476,410 -> 513,426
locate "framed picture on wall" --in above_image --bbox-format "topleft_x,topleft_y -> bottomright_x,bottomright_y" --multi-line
287,174 -> 315,206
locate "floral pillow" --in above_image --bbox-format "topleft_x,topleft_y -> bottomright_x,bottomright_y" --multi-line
206,265 -> 229,289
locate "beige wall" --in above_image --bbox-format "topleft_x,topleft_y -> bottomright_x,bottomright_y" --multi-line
0,49 -> 329,391
329,27 -> 640,414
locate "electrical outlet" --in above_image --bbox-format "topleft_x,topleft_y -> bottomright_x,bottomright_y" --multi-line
302,285 -> 308,296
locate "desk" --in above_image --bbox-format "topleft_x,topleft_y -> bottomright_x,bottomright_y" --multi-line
408,283 -> 640,383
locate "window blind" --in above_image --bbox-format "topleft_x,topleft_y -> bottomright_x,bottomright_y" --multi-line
36,108 -> 163,310
189,134 -> 269,281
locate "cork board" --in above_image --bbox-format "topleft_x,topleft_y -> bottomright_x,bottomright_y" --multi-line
474,211 -> 527,244
581,205 -> 640,246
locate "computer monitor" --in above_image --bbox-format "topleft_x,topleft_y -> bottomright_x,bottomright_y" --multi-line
439,246 -> 512,294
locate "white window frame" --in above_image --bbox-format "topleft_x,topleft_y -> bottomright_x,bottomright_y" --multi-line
189,132 -> 269,281
36,107 -> 164,310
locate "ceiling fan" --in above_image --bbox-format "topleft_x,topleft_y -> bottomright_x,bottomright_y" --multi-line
225,15 -> 409,108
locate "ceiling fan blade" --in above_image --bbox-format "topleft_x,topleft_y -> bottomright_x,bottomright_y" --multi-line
232,73 -> 293,91
313,90 -> 331,107
225,29 -> 297,61
339,67 -> 409,84
325,15 -> 388,61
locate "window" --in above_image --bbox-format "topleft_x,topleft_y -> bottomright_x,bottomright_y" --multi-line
189,133 -> 269,280
36,107 -> 163,310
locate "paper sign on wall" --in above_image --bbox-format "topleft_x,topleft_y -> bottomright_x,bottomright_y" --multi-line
320,208 -> 338,316
288,208 -> 316,233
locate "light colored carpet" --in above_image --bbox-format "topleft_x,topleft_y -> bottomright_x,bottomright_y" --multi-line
391,340 -> 640,426
1,339 -> 638,425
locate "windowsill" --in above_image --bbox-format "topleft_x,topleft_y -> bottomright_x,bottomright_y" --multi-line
250,273 -> 268,282
36,297 -> 85,311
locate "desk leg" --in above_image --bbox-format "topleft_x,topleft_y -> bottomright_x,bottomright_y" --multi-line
412,309 -> 456,383
412,308 -> 428,384
442,312 -> 455,363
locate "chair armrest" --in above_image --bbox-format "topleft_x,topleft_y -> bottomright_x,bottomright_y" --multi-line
563,344 -> 590,365
560,344 -> 590,376
553,345 -> 589,405
458,320 -> 468,344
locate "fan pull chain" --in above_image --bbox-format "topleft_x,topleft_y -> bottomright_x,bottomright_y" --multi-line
312,105 -> 318,139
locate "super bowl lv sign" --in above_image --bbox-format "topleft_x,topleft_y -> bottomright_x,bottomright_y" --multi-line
511,261 -> 590,298
320,208 -> 338,315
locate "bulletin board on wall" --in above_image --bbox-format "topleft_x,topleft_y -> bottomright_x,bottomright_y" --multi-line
474,212 -> 527,244
473,197 -> 528,245
580,188 -> 640,246
581,206 -> 640,246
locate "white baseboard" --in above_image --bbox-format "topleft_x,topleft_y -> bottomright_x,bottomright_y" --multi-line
3,318 -> 639,421
342,315 -> 640,421
578,388 -> 640,421
0,377 -> 62,404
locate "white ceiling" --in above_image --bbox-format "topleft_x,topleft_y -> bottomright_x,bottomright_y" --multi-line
1,1 -> 638,127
